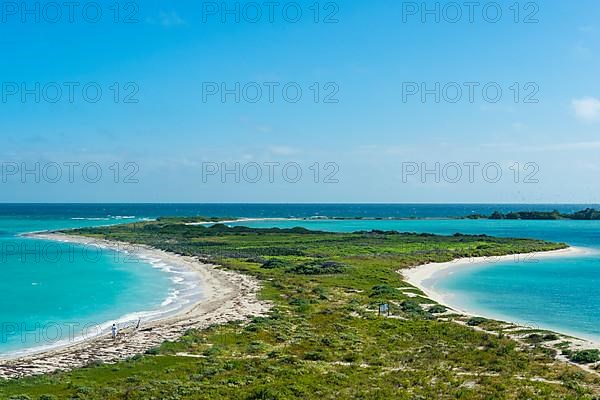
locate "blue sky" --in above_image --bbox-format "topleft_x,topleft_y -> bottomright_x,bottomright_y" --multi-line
1,0 -> 599,203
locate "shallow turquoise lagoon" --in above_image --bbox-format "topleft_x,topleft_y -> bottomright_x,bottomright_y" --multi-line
227,218 -> 600,341
0,216 -> 173,357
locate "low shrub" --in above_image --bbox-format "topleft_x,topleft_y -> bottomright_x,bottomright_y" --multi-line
400,299 -> 424,315
246,388 -> 281,400
570,349 -> 600,364
428,305 -> 447,314
261,258 -> 293,269
467,317 -> 487,326
369,284 -> 399,298
145,347 -> 160,355
288,261 -> 347,275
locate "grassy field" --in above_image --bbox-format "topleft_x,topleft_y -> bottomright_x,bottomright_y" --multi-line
2,221 -> 599,399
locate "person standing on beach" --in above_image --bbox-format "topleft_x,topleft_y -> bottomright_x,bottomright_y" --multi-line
111,323 -> 118,340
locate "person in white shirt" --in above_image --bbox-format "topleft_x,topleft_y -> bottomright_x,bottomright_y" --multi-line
111,323 -> 118,340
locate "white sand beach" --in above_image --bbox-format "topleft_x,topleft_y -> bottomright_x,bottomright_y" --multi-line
401,246 -> 600,373
0,233 -> 271,379
402,246 -> 590,316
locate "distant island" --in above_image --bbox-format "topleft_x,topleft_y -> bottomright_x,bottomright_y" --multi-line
466,208 -> 600,220
156,209 -> 600,224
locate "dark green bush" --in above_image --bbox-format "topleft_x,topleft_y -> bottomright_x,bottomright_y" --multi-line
145,347 -> 160,355
288,261 -> 347,275
246,388 -> 281,400
467,317 -> 488,326
400,299 -> 424,315
428,304 -> 447,314
543,333 -> 559,341
570,349 -> 600,364
369,284 -> 399,298
261,258 -> 293,269
304,350 -> 327,361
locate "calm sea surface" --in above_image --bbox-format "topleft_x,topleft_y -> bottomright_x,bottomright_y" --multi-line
2,203 -> 599,355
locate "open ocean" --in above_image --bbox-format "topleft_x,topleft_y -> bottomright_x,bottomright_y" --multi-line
2,203 -> 600,355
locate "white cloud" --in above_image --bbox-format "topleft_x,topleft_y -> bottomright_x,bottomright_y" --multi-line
255,125 -> 273,134
146,11 -> 185,27
268,145 -> 299,156
482,141 -> 600,152
540,141 -> 600,151
579,26 -> 597,33
573,42 -> 592,57
572,97 -> 600,122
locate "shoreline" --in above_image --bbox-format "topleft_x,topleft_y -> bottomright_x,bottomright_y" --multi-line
3,230 -> 598,377
0,232 -> 271,379
186,217 -> 304,225
402,246 -> 600,348
4,232 -> 204,359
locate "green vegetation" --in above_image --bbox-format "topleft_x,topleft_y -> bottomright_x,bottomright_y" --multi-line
570,209 -> 600,220
525,333 -> 560,344
468,208 -> 600,220
570,350 -> 600,364
428,304 -> 448,314
467,317 -> 489,327
155,216 -> 237,223
2,220 -> 599,399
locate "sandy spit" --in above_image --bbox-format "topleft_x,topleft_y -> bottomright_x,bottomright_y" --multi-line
0,233 -> 271,379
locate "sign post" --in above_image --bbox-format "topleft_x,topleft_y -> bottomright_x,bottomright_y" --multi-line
379,303 -> 390,316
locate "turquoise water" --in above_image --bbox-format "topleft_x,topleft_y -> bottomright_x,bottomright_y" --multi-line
0,203 -> 595,220
4,204 -> 600,355
0,216 -> 174,357
225,218 -> 600,341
